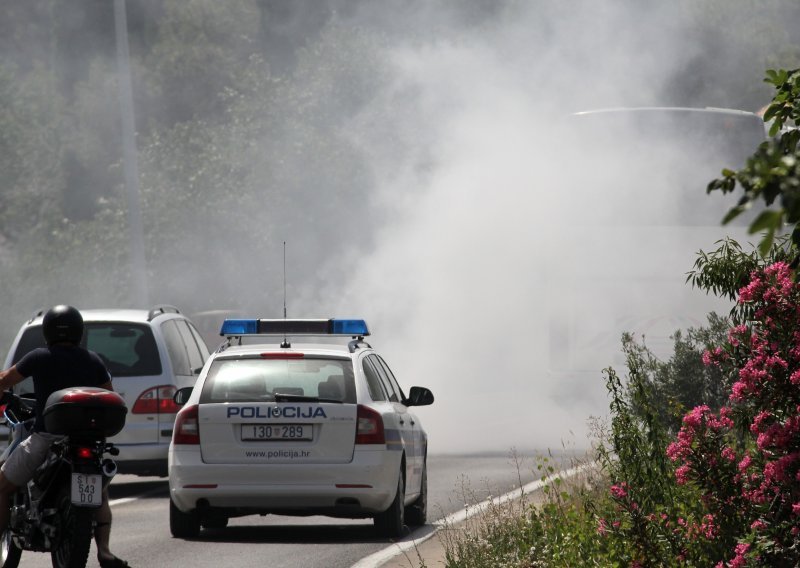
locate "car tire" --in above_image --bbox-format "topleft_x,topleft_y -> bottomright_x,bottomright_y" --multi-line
170,498 -> 201,539
374,470 -> 405,538
405,462 -> 427,526
201,515 -> 229,529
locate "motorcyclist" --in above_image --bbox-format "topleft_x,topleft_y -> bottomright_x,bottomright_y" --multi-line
0,305 -> 130,568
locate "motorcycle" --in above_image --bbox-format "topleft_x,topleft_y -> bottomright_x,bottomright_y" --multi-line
0,387 -> 127,568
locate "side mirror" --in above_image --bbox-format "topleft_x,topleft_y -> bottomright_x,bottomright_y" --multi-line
174,386 -> 193,406
404,386 -> 434,407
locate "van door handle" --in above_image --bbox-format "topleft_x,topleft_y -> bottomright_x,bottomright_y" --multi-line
399,419 -> 405,425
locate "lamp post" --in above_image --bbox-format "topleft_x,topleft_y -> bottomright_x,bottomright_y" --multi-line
113,0 -> 148,307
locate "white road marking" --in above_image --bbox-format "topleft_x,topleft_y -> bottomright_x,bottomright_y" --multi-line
110,485 -> 166,507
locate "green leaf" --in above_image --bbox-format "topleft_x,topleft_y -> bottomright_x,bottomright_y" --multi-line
748,209 -> 784,234
722,205 -> 748,225
758,228 -> 776,257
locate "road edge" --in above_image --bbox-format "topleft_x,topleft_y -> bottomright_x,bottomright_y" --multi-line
351,463 -> 589,568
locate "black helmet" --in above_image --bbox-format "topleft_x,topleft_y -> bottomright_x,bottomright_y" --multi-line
42,305 -> 84,346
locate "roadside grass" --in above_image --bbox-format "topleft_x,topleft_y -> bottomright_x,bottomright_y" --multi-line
436,447 -> 609,568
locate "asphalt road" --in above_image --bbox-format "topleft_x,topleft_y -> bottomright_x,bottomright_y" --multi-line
18,452 -> 556,568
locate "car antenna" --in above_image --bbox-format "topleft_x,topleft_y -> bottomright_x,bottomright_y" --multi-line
281,241 -> 290,349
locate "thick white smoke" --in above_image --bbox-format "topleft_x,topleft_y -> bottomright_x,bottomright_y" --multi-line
327,2 -> 754,453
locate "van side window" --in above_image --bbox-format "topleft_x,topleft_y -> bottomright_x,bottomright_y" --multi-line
187,322 -> 210,360
175,320 -> 205,373
160,320 -> 191,376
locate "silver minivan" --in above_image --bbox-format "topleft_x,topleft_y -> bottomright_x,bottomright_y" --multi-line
3,305 -> 210,476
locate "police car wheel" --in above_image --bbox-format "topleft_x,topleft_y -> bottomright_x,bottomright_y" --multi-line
374,470 -> 405,538
201,515 -> 228,529
170,498 -> 201,539
405,463 -> 427,526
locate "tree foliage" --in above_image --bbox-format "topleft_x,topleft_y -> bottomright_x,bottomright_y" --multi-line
708,69 -> 800,257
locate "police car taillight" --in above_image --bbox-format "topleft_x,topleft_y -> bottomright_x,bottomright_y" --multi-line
173,404 -> 200,445
355,405 -> 385,445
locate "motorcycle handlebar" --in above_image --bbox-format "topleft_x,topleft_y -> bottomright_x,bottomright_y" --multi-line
1,391 -> 36,424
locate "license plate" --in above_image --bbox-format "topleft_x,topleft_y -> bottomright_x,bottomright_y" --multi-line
241,424 -> 312,441
71,473 -> 102,507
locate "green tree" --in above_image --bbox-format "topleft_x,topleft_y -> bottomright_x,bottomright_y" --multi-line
708,69 -> 800,257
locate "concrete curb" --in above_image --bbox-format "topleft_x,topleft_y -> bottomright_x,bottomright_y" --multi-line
352,464 -> 590,568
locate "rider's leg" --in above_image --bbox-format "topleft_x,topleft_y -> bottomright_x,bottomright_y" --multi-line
95,488 -> 129,567
0,472 -> 18,534
94,491 -> 113,559
0,433 -> 48,534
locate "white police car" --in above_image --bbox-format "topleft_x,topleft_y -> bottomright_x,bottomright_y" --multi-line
168,318 -> 434,538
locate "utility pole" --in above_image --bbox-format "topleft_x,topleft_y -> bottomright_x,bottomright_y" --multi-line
114,0 -> 148,307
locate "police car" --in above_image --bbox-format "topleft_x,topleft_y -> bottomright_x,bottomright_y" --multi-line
168,318 -> 434,538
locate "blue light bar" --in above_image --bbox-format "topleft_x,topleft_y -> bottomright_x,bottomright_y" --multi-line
220,318 -> 370,337
331,319 -> 370,336
220,319 -> 259,335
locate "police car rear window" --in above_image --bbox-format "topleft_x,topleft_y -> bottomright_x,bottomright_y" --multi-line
12,324 -> 162,377
200,357 -> 356,404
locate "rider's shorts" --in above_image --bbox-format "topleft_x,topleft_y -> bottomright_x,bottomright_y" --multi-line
1,432 -> 64,487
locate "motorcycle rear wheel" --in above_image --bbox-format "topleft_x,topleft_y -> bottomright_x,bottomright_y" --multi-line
0,528 -> 21,568
50,486 -> 93,568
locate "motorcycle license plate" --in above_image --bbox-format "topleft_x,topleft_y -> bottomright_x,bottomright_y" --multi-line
71,473 -> 102,507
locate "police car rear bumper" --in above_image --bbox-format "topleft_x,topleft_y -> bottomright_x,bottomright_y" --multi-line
169,446 -> 400,515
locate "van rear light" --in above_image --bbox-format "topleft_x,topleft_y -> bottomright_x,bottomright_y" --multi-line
355,405 -> 385,445
173,404 -> 200,445
132,386 -> 179,414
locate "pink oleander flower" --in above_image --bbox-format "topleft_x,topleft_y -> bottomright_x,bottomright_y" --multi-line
751,411 -> 773,434
597,518 -> 608,535
730,381 -> 749,402
793,503 -> 800,516
675,465 -> 691,485
610,483 -> 628,499
729,542 -> 751,568
738,456 -> 752,473
728,324 -> 749,347
683,405 -> 711,429
700,514 -> 717,539
738,273 -> 763,303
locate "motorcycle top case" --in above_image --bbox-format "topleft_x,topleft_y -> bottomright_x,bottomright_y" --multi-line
43,387 -> 127,437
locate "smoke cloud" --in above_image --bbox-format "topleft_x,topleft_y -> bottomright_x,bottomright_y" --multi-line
322,2 -> 769,453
